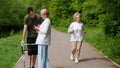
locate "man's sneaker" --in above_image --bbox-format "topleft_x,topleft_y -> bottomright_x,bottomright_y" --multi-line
70,54 -> 74,61
75,58 -> 79,63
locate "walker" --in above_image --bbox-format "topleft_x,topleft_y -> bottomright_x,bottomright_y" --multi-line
21,43 -> 36,68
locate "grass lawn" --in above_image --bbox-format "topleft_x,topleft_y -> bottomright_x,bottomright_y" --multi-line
0,33 -> 22,68
84,27 -> 120,65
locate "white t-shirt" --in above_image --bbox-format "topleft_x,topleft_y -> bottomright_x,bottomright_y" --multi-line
68,22 -> 84,41
36,18 -> 51,45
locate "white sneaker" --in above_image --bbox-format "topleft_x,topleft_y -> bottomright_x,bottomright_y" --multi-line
70,54 -> 74,61
75,58 -> 79,63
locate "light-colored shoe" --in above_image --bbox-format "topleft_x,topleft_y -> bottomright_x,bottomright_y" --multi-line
75,58 -> 79,63
70,54 -> 74,61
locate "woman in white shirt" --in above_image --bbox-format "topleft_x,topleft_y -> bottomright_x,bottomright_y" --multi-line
34,9 -> 51,68
68,12 -> 85,63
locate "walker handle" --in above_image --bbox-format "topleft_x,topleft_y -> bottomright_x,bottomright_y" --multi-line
21,44 -> 24,54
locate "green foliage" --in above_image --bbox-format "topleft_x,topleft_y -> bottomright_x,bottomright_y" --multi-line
0,33 -> 21,68
82,0 -> 102,27
98,0 -> 120,36
10,30 -> 14,36
70,0 -> 84,12
98,13 -> 117,36
0,0 -> 26,37
0,0 -> 120,36
0,0 -> 25,26
84,27 -> 120,64
53,18 -> 73,32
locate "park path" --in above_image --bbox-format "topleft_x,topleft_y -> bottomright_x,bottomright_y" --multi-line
14,28 -> 119,68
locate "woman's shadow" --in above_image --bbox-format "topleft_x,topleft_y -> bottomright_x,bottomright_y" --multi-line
79,57 -> 108,62
79,57 -> 119,68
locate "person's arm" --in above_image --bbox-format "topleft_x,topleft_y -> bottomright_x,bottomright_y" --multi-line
34,19 -> 50,34
82,23 -> 86,34
21,24 -> 27,44
39,19 -> 50,34
68,23 -> 74,34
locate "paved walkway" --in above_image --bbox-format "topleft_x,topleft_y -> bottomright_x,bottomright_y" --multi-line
14,29 -> 119,68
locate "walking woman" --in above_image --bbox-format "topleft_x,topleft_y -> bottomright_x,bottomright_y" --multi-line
68,12 -> 85,63
34,9 -> 51,68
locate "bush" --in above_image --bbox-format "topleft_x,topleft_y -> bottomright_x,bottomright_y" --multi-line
0,0 -> 26,38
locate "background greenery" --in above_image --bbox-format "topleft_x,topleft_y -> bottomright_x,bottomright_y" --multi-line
0,0 -> 120,67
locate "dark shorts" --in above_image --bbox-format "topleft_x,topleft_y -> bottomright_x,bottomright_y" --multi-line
27,37 -> 38,55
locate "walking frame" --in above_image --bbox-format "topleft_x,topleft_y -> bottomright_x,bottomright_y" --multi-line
21,43 -> 37,68
21,44 -> 26,68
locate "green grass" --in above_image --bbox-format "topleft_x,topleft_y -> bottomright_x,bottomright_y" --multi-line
84,27 -> 120,65
0,33 -> 22,68
52,26 -> 68,33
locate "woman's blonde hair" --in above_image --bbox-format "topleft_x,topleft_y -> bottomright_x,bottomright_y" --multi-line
73,12 -> 80,21
40,9 -> 49,16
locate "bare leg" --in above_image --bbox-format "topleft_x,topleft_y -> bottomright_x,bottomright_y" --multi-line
27,55 -> 32,68
76,41 -> 82,58
32,55 -> 37,68
70,41 -> 77,60
74,41 -> 82,63
71,41 -> 77,55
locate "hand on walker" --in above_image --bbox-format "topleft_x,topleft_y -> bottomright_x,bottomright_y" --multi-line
21,40 -> 24,46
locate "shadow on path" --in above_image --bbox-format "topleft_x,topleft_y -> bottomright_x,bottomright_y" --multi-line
79,57 -> 109,62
